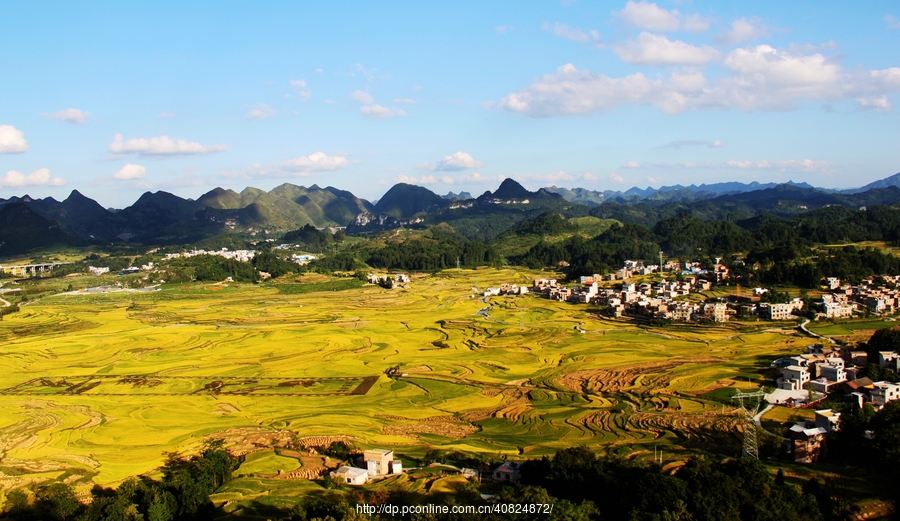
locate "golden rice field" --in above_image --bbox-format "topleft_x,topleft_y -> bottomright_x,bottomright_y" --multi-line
0,269 -> 811,491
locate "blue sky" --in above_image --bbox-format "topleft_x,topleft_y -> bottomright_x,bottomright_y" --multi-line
2,1 -> 899,207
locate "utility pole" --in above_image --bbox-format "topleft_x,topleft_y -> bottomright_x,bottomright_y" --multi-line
732,388 -> 765,461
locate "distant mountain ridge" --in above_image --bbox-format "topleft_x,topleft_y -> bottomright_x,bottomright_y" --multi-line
3,172 -> 900,253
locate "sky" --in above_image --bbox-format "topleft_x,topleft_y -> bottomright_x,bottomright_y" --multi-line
1,1 -> 899,208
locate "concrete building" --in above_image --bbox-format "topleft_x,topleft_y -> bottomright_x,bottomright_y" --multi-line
814,409 -> 841,433
703,302 -> 728,322
779,365 -> 811,391
870,381 -> 900,406
363,449 -> 402,476
333,466 -> 369,485
878,351 -> 900,371
790,423 -> 827,463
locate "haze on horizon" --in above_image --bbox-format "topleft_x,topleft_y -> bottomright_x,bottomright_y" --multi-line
1,1 -> 899,208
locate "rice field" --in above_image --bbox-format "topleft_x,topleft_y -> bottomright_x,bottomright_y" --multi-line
0,269 -> 811,491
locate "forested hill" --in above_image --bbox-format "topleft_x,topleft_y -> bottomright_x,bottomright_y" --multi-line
5,175 -> 900,255
515,206 -> 900,285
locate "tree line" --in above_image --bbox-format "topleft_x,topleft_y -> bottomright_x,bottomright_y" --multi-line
1,440 -> 238,521
514,210 -> 900,285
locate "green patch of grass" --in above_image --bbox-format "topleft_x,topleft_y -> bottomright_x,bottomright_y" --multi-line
236,451 -> 301,477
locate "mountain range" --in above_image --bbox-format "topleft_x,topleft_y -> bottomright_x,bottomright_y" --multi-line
1,173 -> 899,255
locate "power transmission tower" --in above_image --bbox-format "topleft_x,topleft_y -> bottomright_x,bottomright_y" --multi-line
732,388 -> 765,461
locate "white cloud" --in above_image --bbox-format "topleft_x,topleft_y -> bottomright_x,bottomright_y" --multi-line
458,172 -> 503,184
663,140 -> 724,148
109,134 -> 230,156
350,90 -> 374,104
393,98 -> 418,104
361,104 -> 407,118
884,14 -> 900,29
623,161 -> 642,168
158,112 -> 176,119
614,1 -> 680,32
614,32 -> 720,65
500,48 -> 900,116
716,18 -> 768,45
857,96 -> 892,112
0,125 -> 29,154
724,159 -> 830,172
355,63 -> 381,81
682,14 -> 713,33
283,152 -> 350,173
646,176 -> 662,184
609,173 -> 626,183
112,163 -> 146,180
0,168 -> 65,188
40,108 -> 91,124
789,41 -> 839,53
495,25 -> 514,34
542,22 -> 601,44
419,152 -> 484,172
290,79 -> 311,101
514,171 -> 599,184
246,103 -> 276,120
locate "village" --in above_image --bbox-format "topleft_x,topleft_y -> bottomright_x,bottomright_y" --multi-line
478,259 -> 900,324
767,340 -> 900,464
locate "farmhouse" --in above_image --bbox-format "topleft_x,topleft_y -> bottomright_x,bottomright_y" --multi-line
788,409 -> 841,464
789,423 -> 827,463
492,461 -> 520,482
363,449 -> 402,476
332,465 -> 369,485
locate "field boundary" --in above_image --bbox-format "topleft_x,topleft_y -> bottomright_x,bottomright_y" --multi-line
0,375 -> 380,397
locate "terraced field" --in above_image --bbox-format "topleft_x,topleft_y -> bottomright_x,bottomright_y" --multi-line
0,269 -> 810,491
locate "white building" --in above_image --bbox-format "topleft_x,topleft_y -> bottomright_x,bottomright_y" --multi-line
363,449 -> 402,476
779,365 -> 811,391
823,301 -> 853,319
332,466 -> 369,485
878,351 -> 900,371
870,381 -> 900,406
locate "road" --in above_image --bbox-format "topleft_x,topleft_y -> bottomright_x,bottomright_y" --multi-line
798,318 -> 837,344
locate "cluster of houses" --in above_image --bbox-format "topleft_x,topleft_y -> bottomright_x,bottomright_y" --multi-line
773,343 -> 900,401
481,283 -> 529,297
332,449 -> 404,485
529,270 -> 730,322
819,276 -> 900,318
87,262 -> 157,276
366,273 -> 410,288
164,248 -> 256,262
770,342 -> 900,462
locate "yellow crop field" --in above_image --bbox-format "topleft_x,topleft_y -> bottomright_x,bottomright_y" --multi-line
0,269 -> 809,490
